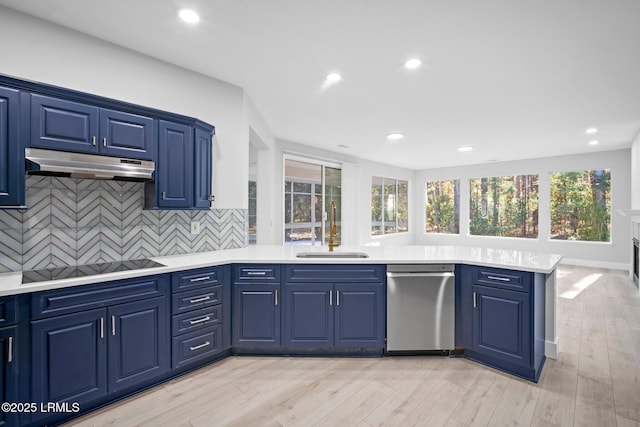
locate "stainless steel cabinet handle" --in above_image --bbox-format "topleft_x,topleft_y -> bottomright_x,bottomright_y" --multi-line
330,290 -> 333,306
473,292 -> 477,308
189,296 -> 211,304
190,341 -> 211,351
275,290 -> 278,306
487,275 -> 510,282
7,336 -> 12,363
92,136 -> 97,146
189,316 -> 211,325
103,137 -> 107,147
247,271 -> 267,276
336,290 -> 340,306
190,276 -> 211,282
111,315 -> 116,336
100,317 -> 104,338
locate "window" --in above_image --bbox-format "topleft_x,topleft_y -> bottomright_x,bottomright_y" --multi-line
469,175 -> 538,238
284,158 -> 341,246
372,177 -> 408,236
426,179 -> 460,234
248,180 -> 257,244
550,169 -> 610,242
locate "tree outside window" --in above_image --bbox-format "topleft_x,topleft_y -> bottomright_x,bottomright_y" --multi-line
550,169 -> 610,242
426,179 -> 460,234
372,177 -> 409,236
469,175 -> 539,238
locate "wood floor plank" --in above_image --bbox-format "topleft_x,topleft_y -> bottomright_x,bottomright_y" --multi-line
486,379 -> 540,427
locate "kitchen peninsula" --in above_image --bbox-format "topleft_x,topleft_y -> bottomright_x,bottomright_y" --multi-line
0,245 -> 561,426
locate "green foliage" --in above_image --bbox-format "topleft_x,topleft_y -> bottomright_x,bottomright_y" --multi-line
426,180 -> 459,233
550,169 -> 610,241
469,175 -> 539,238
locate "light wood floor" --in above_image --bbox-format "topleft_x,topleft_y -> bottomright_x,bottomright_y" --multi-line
65,265 -> 640,427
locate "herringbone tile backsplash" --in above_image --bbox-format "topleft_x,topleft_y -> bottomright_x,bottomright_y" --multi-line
0,176 -> 248,272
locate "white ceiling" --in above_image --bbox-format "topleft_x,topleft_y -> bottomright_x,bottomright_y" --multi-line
2,0 -> 639,170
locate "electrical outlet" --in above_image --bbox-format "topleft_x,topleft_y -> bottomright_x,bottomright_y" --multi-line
190,221 -> 201,235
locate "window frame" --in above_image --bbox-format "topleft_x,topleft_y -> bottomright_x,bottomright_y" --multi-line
371,176 -> 409,237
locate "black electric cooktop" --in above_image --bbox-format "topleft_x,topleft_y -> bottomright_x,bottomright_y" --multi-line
22,259 -> 166,284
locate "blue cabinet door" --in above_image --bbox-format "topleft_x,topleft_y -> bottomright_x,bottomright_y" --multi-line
334,283 -> 384,347
232,284 -> 280,347
30,94 -> 99,154
0,326 -> 18,427
156,120 -> 193,208
107,297 -> 169,393
472,284 -> 531,367
31,309 -> 108,412
193,127 -> 212,208
283,284 -> 333,347
99,109 -> 156,160
0,87 -> 23,207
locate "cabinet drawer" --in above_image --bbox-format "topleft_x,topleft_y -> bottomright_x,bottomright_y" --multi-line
472,266 -> 532,293
172,305 -> 222,336
234,265 -> 280,282
172,285 -> 222,314
172,267 -> 223,293
32,275 -> 168,320
172,325 -> 222,369
0,296 -> 17,327
285,264 -> 385,283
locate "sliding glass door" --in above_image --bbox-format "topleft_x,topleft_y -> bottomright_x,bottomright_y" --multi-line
284,158 -> 341,246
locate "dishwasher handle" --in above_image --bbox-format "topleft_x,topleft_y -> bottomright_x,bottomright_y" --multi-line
386,272 -> 454,278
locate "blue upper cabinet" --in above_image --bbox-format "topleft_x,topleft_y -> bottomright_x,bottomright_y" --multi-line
155,120 -> 193,208
99,109 -> 156,160
0,86 -> 24,207
193,127 -> 213,209
30,94 -> 99,154
30,95 -> 155,161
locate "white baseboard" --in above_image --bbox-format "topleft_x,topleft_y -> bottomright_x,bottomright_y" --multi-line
545,340 -> 558,359
559,258 -> 629,271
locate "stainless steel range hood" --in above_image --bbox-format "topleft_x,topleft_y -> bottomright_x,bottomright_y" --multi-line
25,148 -> 155,181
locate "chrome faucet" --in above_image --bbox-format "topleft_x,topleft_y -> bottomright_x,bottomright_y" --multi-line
328,199 -> 339,252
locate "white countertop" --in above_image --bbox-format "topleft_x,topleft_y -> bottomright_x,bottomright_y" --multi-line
0,245 -> 563,296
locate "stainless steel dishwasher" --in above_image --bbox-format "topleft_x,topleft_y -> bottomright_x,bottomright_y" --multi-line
386,264 -> 455,354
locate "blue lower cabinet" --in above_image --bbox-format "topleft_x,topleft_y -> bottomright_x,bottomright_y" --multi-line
31,308 -> 108,416
334,283 -> 384,347
30,276 -> 171,423
472,285 -> 531,367
282,282 -> 385,350
283,284 -> 333,347
458,264 -> 545,382
172,324 -> 222,369
232,284 -> 281,348
107,297 -> 169,393
0,326 -> 19,427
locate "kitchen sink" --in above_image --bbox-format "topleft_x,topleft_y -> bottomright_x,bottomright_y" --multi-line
295,251 -> 369,258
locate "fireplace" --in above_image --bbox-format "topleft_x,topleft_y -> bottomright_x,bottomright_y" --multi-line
634,238 -> 639,287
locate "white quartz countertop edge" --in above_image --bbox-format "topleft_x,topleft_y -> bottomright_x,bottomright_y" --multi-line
0,245 -> 563,296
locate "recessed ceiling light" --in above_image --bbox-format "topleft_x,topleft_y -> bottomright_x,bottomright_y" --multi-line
326,73 -> 341,82
386,132 -> 404,140
457,146 -> 473,152
588,140 -> 599,145
404,58 -> 422,69
585,128 -> 598,134
178,8 -> 200,24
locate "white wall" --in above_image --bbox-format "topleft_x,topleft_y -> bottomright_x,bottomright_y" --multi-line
0,6 -> 253,209
416,149 -> 631,269
631,129 -> 640,209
